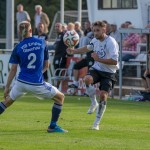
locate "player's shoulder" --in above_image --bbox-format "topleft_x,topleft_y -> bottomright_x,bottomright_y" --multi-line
107,36 -> 117,42
90,37 -> 98,44
32,36 -> 45,44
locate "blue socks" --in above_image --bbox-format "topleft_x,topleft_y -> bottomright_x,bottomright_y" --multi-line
0,102 -> 6,114
49,103 -> 62,129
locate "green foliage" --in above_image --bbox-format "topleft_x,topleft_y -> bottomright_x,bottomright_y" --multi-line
14,0 -> 87,36
0,94 -> 150,150
0,0 -> 6,38
0,0 -> 87,38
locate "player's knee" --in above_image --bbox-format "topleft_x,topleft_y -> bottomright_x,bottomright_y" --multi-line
53,92 -> 65,105
84,75 -> 93,85
100,90 -> 108,100
59,93 -> 65,104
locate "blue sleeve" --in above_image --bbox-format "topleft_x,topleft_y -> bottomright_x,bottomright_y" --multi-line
44,46 -> 49,60
9,46 -> 20,64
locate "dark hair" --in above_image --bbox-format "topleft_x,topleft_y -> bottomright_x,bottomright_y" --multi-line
93,21 -> 106,28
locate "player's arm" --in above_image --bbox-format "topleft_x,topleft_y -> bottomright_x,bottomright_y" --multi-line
42,60 -> 49,73
43,46 -> 49,73
4,64 -> 17,98
67,46 -> 91,55
92,52 -> 117,65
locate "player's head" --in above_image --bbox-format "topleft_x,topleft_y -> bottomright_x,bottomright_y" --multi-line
38,22 -> 45,33
55,22 -> 62,33
18,21 -> 32,40
35,5 -> 42,14
17,4 -> 23,12
93,21 -> 107,40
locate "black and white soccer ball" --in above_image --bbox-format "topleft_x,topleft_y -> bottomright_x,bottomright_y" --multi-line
63,30 -> 79,47
67,88 -> 76,95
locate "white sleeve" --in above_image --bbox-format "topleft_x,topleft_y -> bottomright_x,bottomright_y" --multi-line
86,38 -> 96,51
87,43 -> 94,51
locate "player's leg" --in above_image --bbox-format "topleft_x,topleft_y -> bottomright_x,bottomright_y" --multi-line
0,97 -> 14,114
0,81 -> 25,115
92,78 -> 113,130
69,59 -> 88,88
48,87 -> 68,133
84,73 -> 98,114
36,82 -> 67,133
92,90 -> 108,130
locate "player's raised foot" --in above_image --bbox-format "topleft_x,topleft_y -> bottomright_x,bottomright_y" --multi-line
87,103 -> 98,114
92,124 -> 99,130
47,125 -> 68,133
68,84 -> 78,89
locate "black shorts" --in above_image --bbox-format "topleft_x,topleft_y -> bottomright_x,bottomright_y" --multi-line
43,70 -> 48,80
53,56 -> 67,76
141,74 -> 150,80
73,57 -> 94,70
87,68 -> 116,93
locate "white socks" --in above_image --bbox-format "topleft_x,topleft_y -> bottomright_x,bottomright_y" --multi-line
94,101 -> 106,126
86,84 -> 98,105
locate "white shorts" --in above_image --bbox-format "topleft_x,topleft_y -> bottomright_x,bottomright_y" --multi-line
9,81 -> 59,100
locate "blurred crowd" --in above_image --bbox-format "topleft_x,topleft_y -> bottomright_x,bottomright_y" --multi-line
16,4 -> 150,95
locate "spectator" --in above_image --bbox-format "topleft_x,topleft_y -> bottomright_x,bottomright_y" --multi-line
79,21 -> 94,49
122,25 -> 141,61
74,21 -> 84,38
74,21 -> 84,48
53,22 -> 68,88
16,4 -> 31,41
34,5 -> 50,35
62,23 -> 67,33
33,22 -> 49,82
67,22 -> 75,31
84,20 -> 92,36
110,24 -> 121,45
120,21 -> 132,40
142,70 -> 150,92
69,22 -> 94,92
141,51 -> 150,92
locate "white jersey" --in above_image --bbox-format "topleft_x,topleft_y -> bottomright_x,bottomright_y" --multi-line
87,36 -> 119,73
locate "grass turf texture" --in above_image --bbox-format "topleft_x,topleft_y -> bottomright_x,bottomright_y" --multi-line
0,94 -> 150,150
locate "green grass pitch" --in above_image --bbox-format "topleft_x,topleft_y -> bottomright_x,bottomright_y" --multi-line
0,93 -> 150,150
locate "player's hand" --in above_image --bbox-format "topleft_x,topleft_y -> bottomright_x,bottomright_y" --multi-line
91,52 -> 99,61
66,48 -> 74,55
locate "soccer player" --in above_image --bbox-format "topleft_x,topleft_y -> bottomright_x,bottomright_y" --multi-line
0,21 -> 67,133
67,21 -> 119,130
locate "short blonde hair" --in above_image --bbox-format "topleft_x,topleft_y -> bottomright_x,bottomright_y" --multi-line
67,22 -> 75,31
18,21 -> 31,38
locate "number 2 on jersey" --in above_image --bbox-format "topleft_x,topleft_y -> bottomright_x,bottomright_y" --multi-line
27,53 -> 36,69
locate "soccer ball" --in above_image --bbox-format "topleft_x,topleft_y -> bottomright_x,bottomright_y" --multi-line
63,30 -> 79,47
67,88 -> 76,95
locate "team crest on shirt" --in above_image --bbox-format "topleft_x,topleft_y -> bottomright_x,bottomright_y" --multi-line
97,46 -> 106,58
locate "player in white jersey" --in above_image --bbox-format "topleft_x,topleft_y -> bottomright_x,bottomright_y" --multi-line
0,21 -> 68,133
67,21 -> 119,130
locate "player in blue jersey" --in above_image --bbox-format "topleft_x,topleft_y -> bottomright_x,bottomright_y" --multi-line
0,21 -> 68,133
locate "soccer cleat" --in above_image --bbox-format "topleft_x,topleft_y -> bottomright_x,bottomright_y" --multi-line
47,126 -> 68,133
68,84 -> 78,89
87,103 -> 98,114
92,124 -> 99,130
